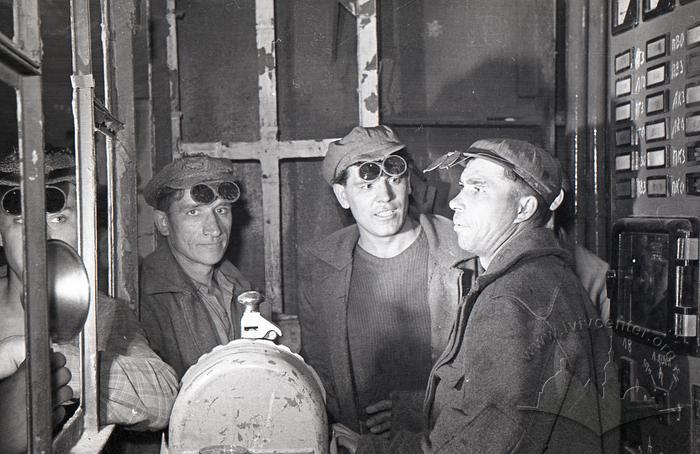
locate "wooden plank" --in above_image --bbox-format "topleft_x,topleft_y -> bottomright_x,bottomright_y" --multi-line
355,0 -> 379,126
70,0 -> 101,431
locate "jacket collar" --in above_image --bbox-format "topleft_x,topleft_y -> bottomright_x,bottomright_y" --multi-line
309,212 -> 470,271
476,227 -> 571,289
142,241 -> 243,295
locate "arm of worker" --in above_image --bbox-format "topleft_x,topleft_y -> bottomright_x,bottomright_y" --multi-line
296,253 -> 340,419
93,294 -> 179,430
350,296 -> 566,454
0,350 -> 73,454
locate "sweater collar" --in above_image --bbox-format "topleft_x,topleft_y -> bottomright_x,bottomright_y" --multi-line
310,212 -> 470,270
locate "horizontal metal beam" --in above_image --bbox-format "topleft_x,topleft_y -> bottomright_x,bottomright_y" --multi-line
0,32 -> 41,75
180,138 -> 337,161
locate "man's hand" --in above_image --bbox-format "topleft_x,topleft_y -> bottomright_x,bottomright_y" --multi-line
332,423 -> 360,454
365,399 -> 392,438
0,335 -> 25,379
50,350 -> 73,426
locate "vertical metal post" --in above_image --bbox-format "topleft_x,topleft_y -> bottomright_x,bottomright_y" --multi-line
19,75 -> 51,454
587,0 -> 608,258
102,0 -> 139,305
355,0 -> 379,126
100,0 -> 118,298
255,0 -> 283,313
565,0 -> 589,246
13,0 -> 52,451
70,0 -> 100,431
166,0 -> 182,155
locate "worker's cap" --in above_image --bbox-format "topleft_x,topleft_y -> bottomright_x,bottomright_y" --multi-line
144,155 -> 237,208
424,138 -> 563,207
322,125 -> 405,185
0,146 -> 76,186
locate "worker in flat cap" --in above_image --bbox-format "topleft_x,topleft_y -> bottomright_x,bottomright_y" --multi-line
338,138 -> 615,453
297,126 -> 475,446
140,155 -> 253,379
0,146 -> 178,453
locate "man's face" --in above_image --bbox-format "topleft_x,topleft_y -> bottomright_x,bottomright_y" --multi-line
158,189 -> 233,270
448,158 -> 521,256
332,164 -> 411,241
0,184 -> 79,278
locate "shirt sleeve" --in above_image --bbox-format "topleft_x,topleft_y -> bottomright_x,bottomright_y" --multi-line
96,295 -> 179,430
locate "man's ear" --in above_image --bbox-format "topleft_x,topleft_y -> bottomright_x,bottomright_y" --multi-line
332,183 -> 351,209
514,195 -> 538,224
153,210 -> 171,236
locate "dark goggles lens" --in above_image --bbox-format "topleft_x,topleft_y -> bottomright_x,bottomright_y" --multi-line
357,155 -> 407,182
190,181 -> 241,205
1,186 -> 67,216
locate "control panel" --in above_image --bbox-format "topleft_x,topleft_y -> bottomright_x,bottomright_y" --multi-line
608,1 -> 700,452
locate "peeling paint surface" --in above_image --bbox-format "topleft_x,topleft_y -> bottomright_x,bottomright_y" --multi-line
169,339 -> 327,453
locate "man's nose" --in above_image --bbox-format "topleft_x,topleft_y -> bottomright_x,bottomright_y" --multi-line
374,177 -> 393,201
202,211 -> 223,236
448,194 -> 462,212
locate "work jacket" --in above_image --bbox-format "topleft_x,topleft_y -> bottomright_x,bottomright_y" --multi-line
140,242 -> 252,379
298,213 -> 474,433
357,227 -> 614,453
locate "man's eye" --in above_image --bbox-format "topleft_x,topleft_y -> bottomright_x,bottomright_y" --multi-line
187,209 -> 198,216
216,206 -> 230,215
48,215 -> 67,224
388,176 -> 401,184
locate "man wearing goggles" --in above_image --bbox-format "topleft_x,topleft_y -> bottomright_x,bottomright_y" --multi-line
0,147 -> 178,453
141,155 -> 253,379
297,126 -> 474,444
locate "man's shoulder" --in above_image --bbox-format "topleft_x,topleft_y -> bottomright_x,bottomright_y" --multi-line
299,224 -> 359,269
483,253 -> 583,315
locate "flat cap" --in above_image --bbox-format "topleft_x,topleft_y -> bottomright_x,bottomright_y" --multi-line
144,155 -> 237,208
425,138 -> 562,206
0,146 -> 75,186
322,125 -> 405,185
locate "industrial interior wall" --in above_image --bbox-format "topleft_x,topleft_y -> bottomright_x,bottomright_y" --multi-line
149,0 -> 557,314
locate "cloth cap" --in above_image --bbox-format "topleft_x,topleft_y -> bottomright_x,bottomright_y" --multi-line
322,125 -> 405,185
425,138 -> 562,205
144,155 -> 237,208
0,146 -> 75,186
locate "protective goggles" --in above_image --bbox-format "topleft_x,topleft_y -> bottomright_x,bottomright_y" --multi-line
423,149 -> 516,173
1,185 -> 68,216
189,181 -> 241,205
357,155 -> 407,182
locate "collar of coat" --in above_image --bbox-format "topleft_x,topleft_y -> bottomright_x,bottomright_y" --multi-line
307,212 -> 472,271
474,226 -> 573,291
141,240 -> 249,295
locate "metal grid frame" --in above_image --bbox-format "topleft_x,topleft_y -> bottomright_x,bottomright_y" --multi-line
167,0 -> 380,314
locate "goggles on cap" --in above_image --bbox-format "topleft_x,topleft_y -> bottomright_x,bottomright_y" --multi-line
356,155 -> 407,183
189,181 -> 240,205
423,149 -> 516,173
1,185 -> 68,216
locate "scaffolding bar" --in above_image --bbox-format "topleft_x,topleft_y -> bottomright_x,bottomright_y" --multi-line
69,0 -> 101,431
